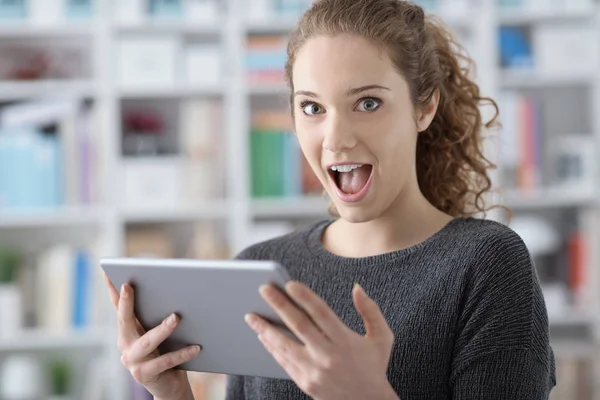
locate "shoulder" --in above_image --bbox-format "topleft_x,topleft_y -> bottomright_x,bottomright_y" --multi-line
450,217 -> 545,327
450,216 -> 529,254
233,219 -> 330,261
448,217 -> 533,275
439,217 -> 538,304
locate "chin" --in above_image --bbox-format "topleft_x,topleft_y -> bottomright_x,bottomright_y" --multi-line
330,201 -> 381,224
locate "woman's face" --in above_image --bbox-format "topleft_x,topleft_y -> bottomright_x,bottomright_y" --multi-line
292,34 -> 437,223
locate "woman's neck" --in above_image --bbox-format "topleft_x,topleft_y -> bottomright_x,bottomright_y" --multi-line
322,182 -> 453,258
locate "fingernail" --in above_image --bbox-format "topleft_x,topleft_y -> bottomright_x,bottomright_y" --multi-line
245,314 -> 257,329
121,284 -> 127,298
167,313 -> 177,327
189,345 -> 201,355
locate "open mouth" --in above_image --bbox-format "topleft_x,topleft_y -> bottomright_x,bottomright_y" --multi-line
328,164 -> 373,195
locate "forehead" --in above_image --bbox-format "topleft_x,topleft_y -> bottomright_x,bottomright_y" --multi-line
292,34 -> 400,93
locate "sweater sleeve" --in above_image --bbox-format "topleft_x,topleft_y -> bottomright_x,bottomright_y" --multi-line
225,375 -> 245,400
450,230 -> 556,399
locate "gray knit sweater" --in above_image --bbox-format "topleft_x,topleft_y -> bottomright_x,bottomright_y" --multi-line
225,217 -> 556,399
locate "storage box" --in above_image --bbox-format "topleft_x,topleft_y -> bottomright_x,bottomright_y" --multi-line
122,156 -> 184,210
532,24 -> 599,76
115,0 -> 144,24
185,45 -> 222,86
186,0 -> 219,22
117,36 -> 179,88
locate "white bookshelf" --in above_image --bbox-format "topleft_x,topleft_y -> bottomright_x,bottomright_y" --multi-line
251,196 -> 330,219
115,20 -> 224,34
121,203 -> 230,224
502,186 -> 598,210
0,24 -> 93,37
0,206 -> 105,229
0,329 -> 108,354
500,70 -> 596,89
0,80 -> 96,101
0,0 -> 599,398
497,7 -> 596,25
118,84 -> 226,99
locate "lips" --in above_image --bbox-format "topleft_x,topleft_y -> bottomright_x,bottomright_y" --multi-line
326,163 -> 374,203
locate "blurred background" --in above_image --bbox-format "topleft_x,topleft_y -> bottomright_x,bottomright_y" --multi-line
0,0 -> 598,399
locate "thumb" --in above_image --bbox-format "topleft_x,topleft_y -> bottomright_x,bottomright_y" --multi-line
352,283 -> 391,341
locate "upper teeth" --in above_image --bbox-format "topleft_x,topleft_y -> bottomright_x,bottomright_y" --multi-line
330,164 -> 362,173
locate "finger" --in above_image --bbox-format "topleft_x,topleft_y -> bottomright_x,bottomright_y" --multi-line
352,284 -> 393,342
284,281 -> 348,339
245,314 -> 308,366
117,283 -> 142,348
132,345 -> 201,384
258,284 -> 328,349
128,313 -> 180,361
103,272 -> 120,310
106,277 -> 145,336
259,334 -> 303,381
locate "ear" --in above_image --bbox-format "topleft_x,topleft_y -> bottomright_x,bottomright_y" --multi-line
416,89 -> 440,133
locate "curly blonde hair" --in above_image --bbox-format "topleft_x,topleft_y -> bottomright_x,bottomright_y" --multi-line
285,0 -> 501,218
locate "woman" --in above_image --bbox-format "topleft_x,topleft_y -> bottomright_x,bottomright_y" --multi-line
105,0 -> 556,399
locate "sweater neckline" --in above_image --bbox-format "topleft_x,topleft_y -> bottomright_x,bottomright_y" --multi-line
304,216 -> 469,267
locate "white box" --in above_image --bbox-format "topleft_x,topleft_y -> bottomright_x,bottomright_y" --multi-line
563,0 -> 595,12
185,45 -> 222,86
117,36 -> 180,88
524,0 -> 562,13
115,0 -> 145,24
28,0 -> 65,25
245,0 -> 272,20
186,0 -> 219,22
122,156 -> 184,210
532,24 -> 599,76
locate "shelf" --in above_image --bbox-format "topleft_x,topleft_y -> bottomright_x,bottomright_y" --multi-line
0,206 -> 106,229
498,7 -> 597,25
244,11 -> 474,34
502,187 -> 597,209
252,196 -> 330,219
426,11 -> 476,31
119,84 -> 225,99
245,17 -> 300,34
551,340 -> 598,359
116,19 -> 224,35
248,83 -> 288,96
550,312 -> 596,327
0,329 -> 107,354
0,80 -> 96,101
500,70 -> 594,89
122,202 -> 229,224
0,23 -> 93,37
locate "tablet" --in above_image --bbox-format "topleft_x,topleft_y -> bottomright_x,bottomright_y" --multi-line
100,257 -> 295,380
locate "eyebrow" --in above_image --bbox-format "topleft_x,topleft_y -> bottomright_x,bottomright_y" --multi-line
293,84 -> 391,99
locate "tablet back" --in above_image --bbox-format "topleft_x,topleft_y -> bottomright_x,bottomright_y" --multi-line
101,257 -> 293,379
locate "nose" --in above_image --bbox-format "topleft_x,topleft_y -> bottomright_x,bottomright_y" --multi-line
322,112 -> 357,153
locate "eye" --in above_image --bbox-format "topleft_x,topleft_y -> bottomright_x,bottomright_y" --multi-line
356,98 -> 381,112
300,101 -> 324,116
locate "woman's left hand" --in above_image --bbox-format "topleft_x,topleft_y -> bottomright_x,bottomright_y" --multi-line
244,281 -> 399,400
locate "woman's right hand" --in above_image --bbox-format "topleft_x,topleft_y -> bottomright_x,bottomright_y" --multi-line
104,273 -> 201,400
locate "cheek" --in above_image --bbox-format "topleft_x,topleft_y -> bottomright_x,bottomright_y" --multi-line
369,114 -> 418,171
295,127 -> 324,172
